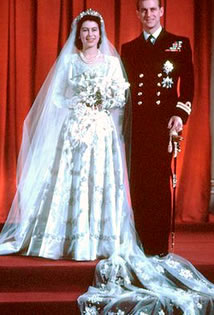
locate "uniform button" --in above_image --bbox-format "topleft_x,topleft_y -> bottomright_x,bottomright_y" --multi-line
157,91 -> 161,96
139,73 -> 144,78
157,73 -> 162,77
138,101 -> 143,105
139,82 -> 144,87
156,100 -> 161,105
157,82 -> 161,87
138,92 -> 143,96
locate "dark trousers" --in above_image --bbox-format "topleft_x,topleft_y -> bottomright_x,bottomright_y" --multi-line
130,122 -> 172,256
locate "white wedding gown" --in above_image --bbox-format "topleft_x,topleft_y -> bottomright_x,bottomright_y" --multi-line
0,54 -> 129,261
0,53 -> 213,314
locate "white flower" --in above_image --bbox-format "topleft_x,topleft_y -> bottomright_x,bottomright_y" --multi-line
179,268 -> 193,279
100,262 -> 111,277
108,311 -> 125,315
165,259 -> 180,269
88,295 -> 103,304
197,302 -> 202,309
134,261 -> 147,272
163,60 -> 174,74
162,76 -> 173,88
84,305 -> 98,315
70,70 -> 129,110
141,272 -> 151,280
156,265 -> 165,273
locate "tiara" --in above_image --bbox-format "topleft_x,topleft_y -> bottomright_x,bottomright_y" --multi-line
76,8 -> 104,23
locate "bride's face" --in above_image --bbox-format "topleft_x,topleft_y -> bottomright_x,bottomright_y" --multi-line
80,20 -> 100,50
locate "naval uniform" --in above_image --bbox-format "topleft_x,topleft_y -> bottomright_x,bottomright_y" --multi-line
121,28 -> 194,255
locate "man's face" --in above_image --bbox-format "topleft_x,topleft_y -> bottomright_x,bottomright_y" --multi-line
137,0 -> 164,33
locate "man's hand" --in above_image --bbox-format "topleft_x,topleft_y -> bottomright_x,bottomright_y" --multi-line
168,116 -> 183,133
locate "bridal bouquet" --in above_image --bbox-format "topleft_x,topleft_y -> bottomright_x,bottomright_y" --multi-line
70,70 -> 129,110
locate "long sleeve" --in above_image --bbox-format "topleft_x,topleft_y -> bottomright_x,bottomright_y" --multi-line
52,56 -> 74,109
174,38 -> 194,123
106,56 -> 129,109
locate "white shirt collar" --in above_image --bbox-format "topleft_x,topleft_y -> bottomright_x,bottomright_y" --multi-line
143,26 -> 162,41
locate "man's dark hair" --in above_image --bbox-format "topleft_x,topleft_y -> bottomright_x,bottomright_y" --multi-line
75,15 -> 102,50
136,0 -> 162,10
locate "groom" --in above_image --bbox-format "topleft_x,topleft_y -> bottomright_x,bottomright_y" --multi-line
121,0 -> 194,256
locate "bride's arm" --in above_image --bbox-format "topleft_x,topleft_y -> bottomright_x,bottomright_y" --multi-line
107,57 -> 130,139
52,56 -> 75,109
105,57 -> 129,110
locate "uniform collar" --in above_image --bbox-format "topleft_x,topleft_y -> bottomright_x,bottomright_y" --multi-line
143,26 -> 162,42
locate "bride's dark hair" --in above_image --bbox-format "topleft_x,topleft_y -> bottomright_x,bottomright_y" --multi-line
75,15 -> 102,50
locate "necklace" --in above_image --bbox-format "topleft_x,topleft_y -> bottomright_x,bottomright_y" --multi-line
79,50 -> 101,64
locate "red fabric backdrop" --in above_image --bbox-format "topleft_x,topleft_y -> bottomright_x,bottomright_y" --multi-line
0,0 -> 211,223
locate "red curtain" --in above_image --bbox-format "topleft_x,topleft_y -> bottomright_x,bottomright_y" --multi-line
0,0 -> 211,223
175,0 -> 212,221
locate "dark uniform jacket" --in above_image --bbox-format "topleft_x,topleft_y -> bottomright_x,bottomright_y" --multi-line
121,29 -> 194,129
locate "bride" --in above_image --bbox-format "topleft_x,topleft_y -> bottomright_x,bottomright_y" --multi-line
0,8 -> 213,314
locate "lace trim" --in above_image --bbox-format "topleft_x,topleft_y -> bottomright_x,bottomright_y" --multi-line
30,232 -> 118,242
